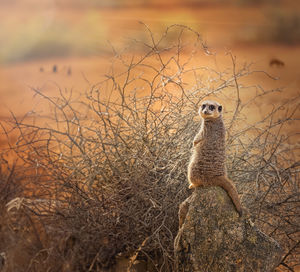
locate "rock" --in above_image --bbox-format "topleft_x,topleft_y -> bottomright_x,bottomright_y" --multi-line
0,252 -> 6,271
174,187 -> 283,272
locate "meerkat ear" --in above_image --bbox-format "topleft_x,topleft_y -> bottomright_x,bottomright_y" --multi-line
218,105 -> 222,112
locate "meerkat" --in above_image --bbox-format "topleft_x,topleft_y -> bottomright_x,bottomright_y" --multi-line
187,100 -> 243,215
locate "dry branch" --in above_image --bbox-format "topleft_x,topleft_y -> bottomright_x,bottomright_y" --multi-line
0,25 -> 299,271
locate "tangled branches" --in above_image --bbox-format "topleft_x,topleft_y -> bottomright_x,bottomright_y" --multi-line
1,25 -> 299,271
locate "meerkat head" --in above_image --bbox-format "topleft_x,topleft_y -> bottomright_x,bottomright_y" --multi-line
199,100 -> 223,120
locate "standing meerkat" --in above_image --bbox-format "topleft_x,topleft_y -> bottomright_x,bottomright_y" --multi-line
188,100 -> 243,215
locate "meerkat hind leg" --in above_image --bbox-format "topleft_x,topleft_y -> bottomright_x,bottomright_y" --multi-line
212,176 -> 242,216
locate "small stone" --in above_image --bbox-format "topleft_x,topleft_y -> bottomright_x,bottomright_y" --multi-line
0,252 -> 6,271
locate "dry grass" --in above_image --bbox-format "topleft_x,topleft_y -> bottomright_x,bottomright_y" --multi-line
0,25 -> 299,271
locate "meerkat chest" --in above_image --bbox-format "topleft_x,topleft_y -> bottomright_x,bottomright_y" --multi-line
193,144 -> 226,176
192,121 -> 226,175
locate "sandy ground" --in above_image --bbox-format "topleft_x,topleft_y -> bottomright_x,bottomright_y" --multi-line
1,44 -> 299,115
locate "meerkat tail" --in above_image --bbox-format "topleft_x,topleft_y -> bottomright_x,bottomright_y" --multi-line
213,176 -> 242,215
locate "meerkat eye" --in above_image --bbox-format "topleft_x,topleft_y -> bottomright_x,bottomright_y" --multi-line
218,105 -> 222,112
202,104 -> 206,110
209,105 -> 215,111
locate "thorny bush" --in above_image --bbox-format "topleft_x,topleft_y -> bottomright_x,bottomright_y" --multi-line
0,25 -> 299,271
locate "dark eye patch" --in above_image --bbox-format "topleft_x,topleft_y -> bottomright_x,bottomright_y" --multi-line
218,105 -> 222,112
209,105 -> 215,111
202,104 -> 206,110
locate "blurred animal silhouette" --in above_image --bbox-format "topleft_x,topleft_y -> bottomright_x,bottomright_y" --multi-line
269,58 -> 284,68
67,66 -> 72,76
53,65 -> 57,73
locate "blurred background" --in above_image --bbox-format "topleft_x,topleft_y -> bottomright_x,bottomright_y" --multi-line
1,3 -> 299,271
0,0 -> 299,117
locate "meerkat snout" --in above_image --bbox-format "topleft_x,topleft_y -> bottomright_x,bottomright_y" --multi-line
199,100 -> 222,119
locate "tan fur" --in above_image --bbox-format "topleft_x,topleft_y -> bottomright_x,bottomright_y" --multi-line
188,100 -> 243,215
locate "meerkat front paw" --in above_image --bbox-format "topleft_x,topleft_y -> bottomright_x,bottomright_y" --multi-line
188,184 -> 195,189
193,140 -> 199,147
